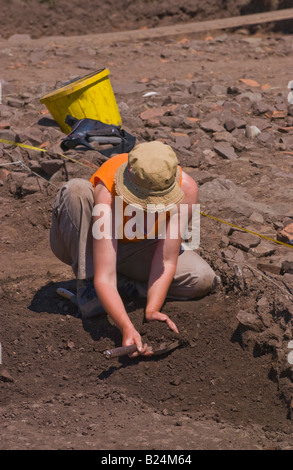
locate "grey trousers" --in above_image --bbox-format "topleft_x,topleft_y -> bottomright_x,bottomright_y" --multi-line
50,178 -> 217,299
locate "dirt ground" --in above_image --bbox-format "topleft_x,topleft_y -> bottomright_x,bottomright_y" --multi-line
1,0 -> 293,452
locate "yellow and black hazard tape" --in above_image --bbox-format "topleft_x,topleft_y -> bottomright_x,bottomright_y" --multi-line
0,138 -> 93,168
199,211 -> 293,249
1,137 -> 293,250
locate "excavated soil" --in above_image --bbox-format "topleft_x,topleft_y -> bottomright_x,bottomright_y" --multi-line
1,0 -> 293,452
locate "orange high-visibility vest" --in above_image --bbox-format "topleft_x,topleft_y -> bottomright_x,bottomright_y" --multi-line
90,154 -> 182,242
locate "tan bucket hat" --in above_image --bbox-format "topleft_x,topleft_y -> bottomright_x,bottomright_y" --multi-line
114,141 -> 184,211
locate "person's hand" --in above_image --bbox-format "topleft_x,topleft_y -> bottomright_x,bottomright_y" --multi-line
122,325 -> 152,358
145,310 -> 179,334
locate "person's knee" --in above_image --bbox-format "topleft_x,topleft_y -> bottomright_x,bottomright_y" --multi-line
63,178 -> 94,207
51,178 -> 94,242
186,269 -> 220,299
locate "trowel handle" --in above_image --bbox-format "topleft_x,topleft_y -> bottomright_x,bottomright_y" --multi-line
56,287 -> 75,300
103,344 -> 138,359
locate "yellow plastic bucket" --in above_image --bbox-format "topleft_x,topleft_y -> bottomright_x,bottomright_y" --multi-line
40,68 -> 122,134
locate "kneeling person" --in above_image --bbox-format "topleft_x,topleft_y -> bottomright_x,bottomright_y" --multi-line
50,141 -> 218,357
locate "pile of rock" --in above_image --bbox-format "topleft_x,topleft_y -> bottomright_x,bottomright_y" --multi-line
1,32 -> 292,415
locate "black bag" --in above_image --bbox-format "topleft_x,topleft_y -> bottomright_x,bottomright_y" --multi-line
60,115 -> 136,158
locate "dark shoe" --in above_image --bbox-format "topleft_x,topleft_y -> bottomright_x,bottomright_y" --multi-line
117,275 -> 140,302
76,279 -> 105,319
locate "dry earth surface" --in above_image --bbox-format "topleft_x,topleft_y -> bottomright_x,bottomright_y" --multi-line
1,0 -> 293,452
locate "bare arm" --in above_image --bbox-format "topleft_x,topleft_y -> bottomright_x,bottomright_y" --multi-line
92,183 -> 150,356
145,233 -> 181,332
145,171 -> 198,331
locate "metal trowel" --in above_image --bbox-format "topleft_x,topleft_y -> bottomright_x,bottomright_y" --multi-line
56,288 -> 183,358
103,340 -> 183,359
56,287 -> 77,305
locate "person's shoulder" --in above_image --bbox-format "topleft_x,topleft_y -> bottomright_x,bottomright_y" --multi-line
94,181 -> 113,205
180,171 -> 198,204
181,171 -> 198,191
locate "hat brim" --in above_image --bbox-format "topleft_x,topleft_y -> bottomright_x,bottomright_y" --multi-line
114,162 -> 184,211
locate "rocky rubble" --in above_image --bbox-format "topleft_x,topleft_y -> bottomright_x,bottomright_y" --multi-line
1,0 -> 291,41
1,31 -> 293,420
